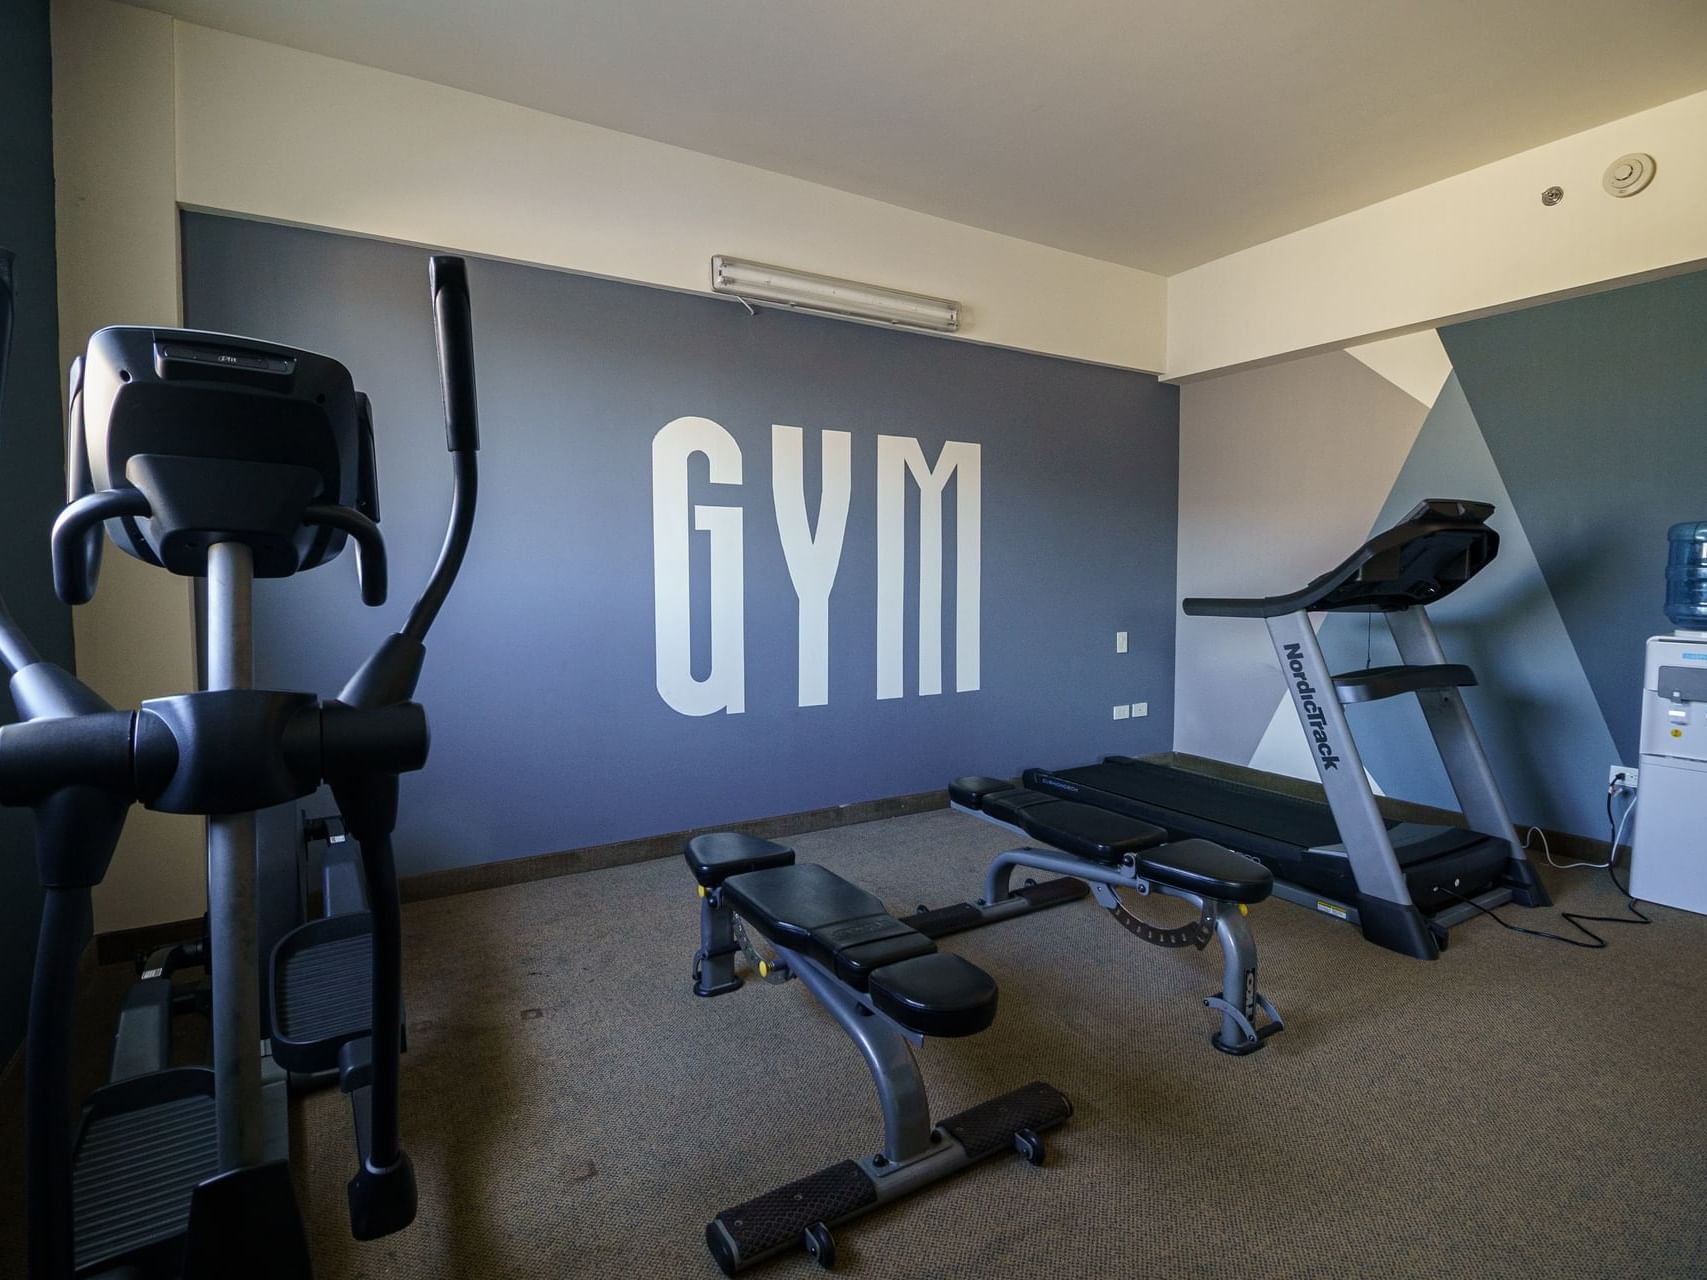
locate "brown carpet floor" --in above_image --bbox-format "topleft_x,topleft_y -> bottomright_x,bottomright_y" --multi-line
5,807 -> 1705,1278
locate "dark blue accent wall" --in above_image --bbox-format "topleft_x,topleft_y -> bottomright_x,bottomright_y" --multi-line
0,0 -> 72,1062
1442,268 -> 1707,763
181,214 -> 1179,874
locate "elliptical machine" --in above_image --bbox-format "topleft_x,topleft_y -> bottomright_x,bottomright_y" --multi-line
0,247 -> 483,1278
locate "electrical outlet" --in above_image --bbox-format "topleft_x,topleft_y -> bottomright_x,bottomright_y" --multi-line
1115,631 -> 1128,654
1131,702 -> 1148,717
1112,704 -> 1130,720
1608,765 -> 1639,791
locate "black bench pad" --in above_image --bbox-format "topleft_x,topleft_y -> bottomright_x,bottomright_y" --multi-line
1138,839 -> 1272,904
723,863 -> 999,1036
951,776 -> 1167,861
948,775 -> 1013,808
685,832 -> 796,888
868,953 -> 997,1037
981,787 -> 1065,829
950,775 -> 1269,902
721,864 -> 934,990
1013,796 -> 1168,863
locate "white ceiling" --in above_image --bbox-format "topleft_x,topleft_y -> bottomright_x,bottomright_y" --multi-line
127,0 -> 1707,273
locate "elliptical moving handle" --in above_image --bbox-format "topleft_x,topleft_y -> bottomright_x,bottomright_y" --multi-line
334,254 -> 487,1243
429,255 -> 481,455
400,256 -> 482,646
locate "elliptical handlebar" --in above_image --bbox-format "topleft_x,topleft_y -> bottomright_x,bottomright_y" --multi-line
429,255 -> 480,455
333,255 -> 484,1243
400,255 -> 481,647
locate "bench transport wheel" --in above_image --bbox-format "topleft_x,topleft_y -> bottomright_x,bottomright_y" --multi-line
803,1221 -> 837,1269
1013,1127 -> 1046,1166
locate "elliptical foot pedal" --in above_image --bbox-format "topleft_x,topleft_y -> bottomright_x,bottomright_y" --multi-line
270,911 -> 384,1073
73,1067 -> 219,1275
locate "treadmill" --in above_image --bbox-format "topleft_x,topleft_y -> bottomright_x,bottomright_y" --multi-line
1027,499 -> 1550,960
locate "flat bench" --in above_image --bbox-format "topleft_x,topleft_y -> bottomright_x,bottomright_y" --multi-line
722,862 -> 996,1038
685,833 -> 1071,1274
910,776 -> 1284,1055
950,778 -> 1274,903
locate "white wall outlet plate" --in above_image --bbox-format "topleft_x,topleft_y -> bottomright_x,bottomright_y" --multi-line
1609,765 -> 1639,790
1112,704 -> 1130,720
1115,631 -> 1128,653
1131,702 -> 1148,717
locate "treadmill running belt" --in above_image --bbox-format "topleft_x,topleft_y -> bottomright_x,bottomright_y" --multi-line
1038,760 -> 1349,849
1032,759 -> 1492,867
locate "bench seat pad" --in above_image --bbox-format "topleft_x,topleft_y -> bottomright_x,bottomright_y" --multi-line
722,864 -> 935,990
868,953 -> 997,1038
1138,839 -> 1273,904
723,863 -> 1000,1036
1009,796 -> 1168,863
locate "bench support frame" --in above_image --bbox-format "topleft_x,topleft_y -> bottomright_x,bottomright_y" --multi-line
691,886 -> 745,998
693,881 -> 1072,1275
952,803 -> 1283,1054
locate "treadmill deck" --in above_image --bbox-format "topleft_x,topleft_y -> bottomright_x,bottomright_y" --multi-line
1025,758 -> 1510,912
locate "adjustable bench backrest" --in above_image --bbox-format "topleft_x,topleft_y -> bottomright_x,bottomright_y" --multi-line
951,776 -> 1274,904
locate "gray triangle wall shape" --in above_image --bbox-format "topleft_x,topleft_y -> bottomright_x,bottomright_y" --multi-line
1440,268 -> 1707,764
1316,371 -> 1618,837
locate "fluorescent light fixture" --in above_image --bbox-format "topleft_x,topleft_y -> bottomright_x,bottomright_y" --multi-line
711,256 -> 960,332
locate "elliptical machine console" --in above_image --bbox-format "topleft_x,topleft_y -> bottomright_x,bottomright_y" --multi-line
0,247 -> 483,1280
62,327 -> 379,589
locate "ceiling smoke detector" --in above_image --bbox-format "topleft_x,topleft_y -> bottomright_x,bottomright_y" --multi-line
1603,153 -> 1656,198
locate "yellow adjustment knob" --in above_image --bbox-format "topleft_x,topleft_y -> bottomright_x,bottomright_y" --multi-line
758,960 -> 770,978
1239,904 -> 1249,916
697,885 -> 708,899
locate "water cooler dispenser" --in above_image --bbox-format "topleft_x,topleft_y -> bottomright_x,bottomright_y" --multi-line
1630,521 -> 1707,916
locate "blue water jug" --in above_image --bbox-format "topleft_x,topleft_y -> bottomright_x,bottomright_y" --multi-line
1666,521 -> 1707,631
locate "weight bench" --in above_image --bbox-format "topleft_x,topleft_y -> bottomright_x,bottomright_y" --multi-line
905,776 -> 1284,1055
687,832 -> 1072,1275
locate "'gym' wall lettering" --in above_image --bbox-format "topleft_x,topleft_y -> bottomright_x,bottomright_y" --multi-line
182,213 -> 1179,875
652,421 -> 980,715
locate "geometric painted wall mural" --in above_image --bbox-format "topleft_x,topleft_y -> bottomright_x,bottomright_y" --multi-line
1443,269 -> 1707,765
1179,266 -> 1707,838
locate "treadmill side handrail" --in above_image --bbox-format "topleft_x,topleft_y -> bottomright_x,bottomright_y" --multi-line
1183,498 -> 1498,618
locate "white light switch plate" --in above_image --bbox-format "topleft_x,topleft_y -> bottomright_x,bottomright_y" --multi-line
1115,631 -> 1128,653
1131,702 -> 1148,717
1112,704 -> 1130,720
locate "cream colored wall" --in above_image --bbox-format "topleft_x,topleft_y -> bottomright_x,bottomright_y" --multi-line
53,0 -> 199,933
1166,89 -> 1707,380
172,25 -> 1167,372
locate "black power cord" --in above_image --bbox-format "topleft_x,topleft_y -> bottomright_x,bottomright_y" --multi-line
1433,789 -> 1650,949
